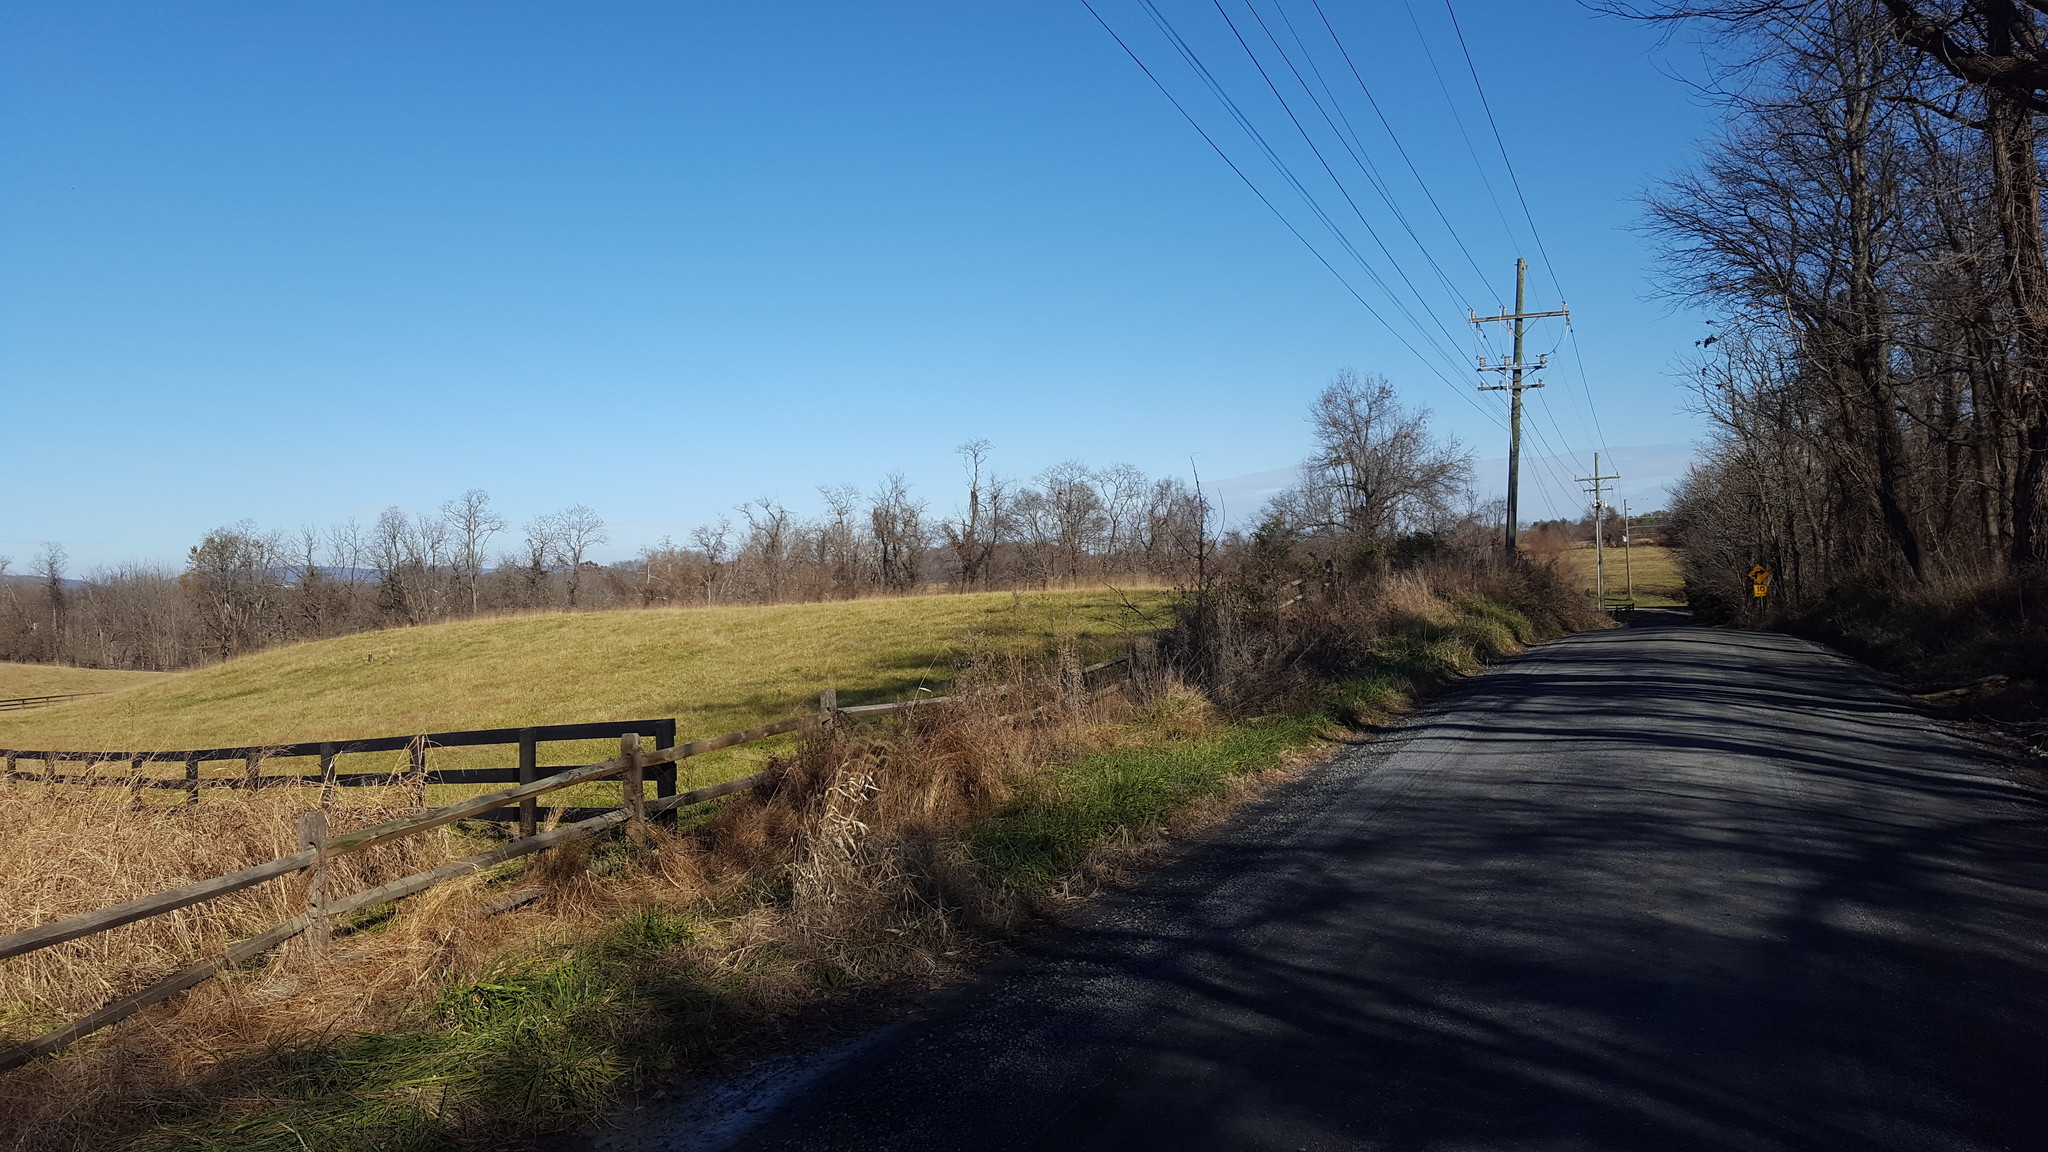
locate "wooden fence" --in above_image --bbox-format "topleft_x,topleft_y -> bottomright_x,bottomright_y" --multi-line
0,654 -> 1138,1074
0,692 -> 100,712
2,719 -> 685,832
0,660 -> 1168,1076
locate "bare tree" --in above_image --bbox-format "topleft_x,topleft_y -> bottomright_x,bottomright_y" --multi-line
941,440 -> 1010,587
736,498 -> 793,602
1092,463 -> 1150,575
818,484 -> 863,597
184,524 -> 282,659
870,473 -> 928,592
1604,0 -> 2048,566
35,543 -> 67,662
442,489 -> 506,616
548,505 -> 607,607
519,515 -> 558,607
1277,370 -> 1471,547
691,518 -> 733,603
1025,461 -> 1108,584
288,525 -> 331,633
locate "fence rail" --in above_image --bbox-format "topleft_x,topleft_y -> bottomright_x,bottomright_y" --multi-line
0,693 -> 100,712
0,653 -> 1138,1074
1,718 -> 684,825
0,688 -> 996,1074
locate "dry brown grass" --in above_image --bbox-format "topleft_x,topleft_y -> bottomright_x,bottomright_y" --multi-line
0,790 -> 745,1148
0,662 -> 1151,1151
0,786 -> 459,1042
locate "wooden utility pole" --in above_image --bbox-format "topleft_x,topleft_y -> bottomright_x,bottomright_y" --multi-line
1577,453 -> 1621,608
1621,500 -> 1634,603
1472,258 -> 1569,555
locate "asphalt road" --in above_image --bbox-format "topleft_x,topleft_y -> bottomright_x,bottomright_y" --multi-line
686,620 -> 2048,1151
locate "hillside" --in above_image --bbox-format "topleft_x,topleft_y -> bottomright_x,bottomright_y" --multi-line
0,590 -> 1168,786
0,663 -> 165,700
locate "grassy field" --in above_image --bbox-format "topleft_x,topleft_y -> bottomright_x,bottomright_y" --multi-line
0,663 -> 164,700
1550,542 -> 1685,607
0,590 -> 1169,793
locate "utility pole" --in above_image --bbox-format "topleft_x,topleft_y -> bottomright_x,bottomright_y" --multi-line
1577,452 -> 1620,608
1471,258 -> 1568,556
1621,499 -> 1634,603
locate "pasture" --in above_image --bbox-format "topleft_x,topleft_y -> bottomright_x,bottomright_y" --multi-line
0,588 -> 1170,797
1552,542 -> 1685,607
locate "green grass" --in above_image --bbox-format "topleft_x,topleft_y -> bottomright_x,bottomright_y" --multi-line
143,907 -> 722,1152
0,590 -> 1169,796
972,713 -> 1328,887
973,594 -> 1536,890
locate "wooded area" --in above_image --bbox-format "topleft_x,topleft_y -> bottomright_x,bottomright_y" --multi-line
0,447 -> 1207,672
1608,1 -> 2048,625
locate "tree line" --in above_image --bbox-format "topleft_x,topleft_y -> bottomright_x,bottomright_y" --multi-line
0,444 -> 1208,672
1603,0 -> 2048,617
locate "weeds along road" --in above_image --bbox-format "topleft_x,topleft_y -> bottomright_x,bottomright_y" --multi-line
652,618 -> 2048,1152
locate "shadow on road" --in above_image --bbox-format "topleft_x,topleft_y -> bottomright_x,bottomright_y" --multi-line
697,626 -> 2048,1152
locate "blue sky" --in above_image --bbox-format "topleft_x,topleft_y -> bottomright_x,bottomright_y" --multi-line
2,2 -> 1720,570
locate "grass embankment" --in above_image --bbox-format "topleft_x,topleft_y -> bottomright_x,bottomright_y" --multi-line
0,591 -> 1166,800
0,664 -> 164,700
1552,542 -> 1685,607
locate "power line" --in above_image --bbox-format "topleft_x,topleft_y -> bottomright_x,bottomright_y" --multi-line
1077,0 -> 1507,430
1440,0 -> 1612,459
1302,0 -> 1497,292
1138,0 -> 1460,374
1253,0 -> 1481,311
1208,0 -> 1478,361
1441,0 -> 1554,290
1402,1 -> 1518,254
1125,0 -> 1500,403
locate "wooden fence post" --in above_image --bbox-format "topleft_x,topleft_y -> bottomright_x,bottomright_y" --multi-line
297,810 -> 329,961
127,756 -> 147,810
243,753 -> 262,792
408,737 -> 428,809
654,720 -> 677,829
518,728 -> 538,839
620,733 -> 645,825
4,753 -> 16,783
318,743 -> 338,809
1059,649 -> 1084,710
184,756 -> 200,805
819,689 -> 837,725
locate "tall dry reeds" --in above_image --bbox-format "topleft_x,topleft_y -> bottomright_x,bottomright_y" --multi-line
0,784 -> 503,1145
696,664 -> 1140,986
0,787 -> 452,1040
1173,560 -> 1593,711
0,655 -> 1158,1150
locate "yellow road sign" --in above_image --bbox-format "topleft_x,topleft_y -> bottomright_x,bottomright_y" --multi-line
1749,564 -> 1772,598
